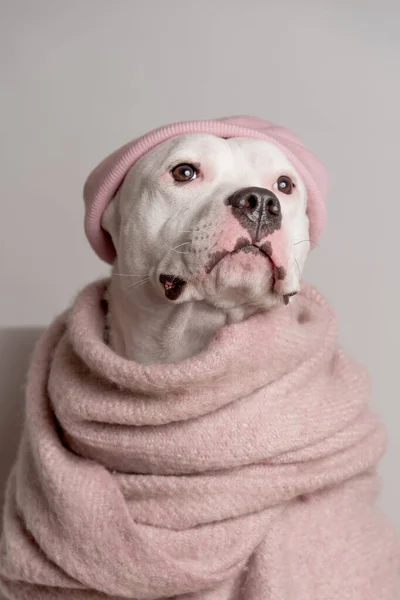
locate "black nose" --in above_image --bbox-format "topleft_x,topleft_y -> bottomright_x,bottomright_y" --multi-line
227,187 -> 281,222
227,187 -> 282,241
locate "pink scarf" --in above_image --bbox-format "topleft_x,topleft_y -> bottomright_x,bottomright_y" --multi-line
0,280 -> 398,599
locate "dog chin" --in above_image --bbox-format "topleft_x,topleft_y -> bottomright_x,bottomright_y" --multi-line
201,252 -> 277,310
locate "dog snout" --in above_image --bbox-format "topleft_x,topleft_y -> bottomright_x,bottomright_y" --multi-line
227,187 -> 281,224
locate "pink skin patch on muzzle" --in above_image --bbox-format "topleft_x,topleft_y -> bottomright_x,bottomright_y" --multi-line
160,204 -> 295,303
206,207 -> 291,290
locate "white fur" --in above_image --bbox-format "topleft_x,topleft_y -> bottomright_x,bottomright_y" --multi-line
102,134 -> 310,364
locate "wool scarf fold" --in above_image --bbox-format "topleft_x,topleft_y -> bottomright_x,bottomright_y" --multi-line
0,280 -> 398,599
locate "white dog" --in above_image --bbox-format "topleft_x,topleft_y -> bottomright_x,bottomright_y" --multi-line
102,134 -> 310,364
2,119 -> 398,600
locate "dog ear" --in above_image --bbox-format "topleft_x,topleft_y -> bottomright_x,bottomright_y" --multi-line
101,190 -> 121,249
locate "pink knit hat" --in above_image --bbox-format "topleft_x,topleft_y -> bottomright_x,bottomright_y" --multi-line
83,116 -> 328,263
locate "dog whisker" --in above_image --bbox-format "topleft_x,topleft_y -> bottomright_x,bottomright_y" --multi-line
113,272 -> 150,278
172,241 -> 192,251
127,277 -> 151,290
165,241 -> 191,255
293,239 -> 321,251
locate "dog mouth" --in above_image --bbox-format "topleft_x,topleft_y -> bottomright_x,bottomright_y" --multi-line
159,238 -> 297,304
205,237 -> 273,275
159,239 -> 272,302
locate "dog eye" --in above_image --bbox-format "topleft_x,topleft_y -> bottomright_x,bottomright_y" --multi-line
275,175 -> 295,195
171,163 -> 198,182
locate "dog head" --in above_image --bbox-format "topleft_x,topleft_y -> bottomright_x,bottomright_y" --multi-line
102,133 -> 310,312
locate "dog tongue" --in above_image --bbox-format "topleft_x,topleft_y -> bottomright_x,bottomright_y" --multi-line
159,274 -> 187,301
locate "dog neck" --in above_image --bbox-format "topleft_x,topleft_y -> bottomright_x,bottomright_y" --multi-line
105,275 -> 254,365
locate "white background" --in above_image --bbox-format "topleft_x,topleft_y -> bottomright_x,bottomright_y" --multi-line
1,0 -> 399,549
